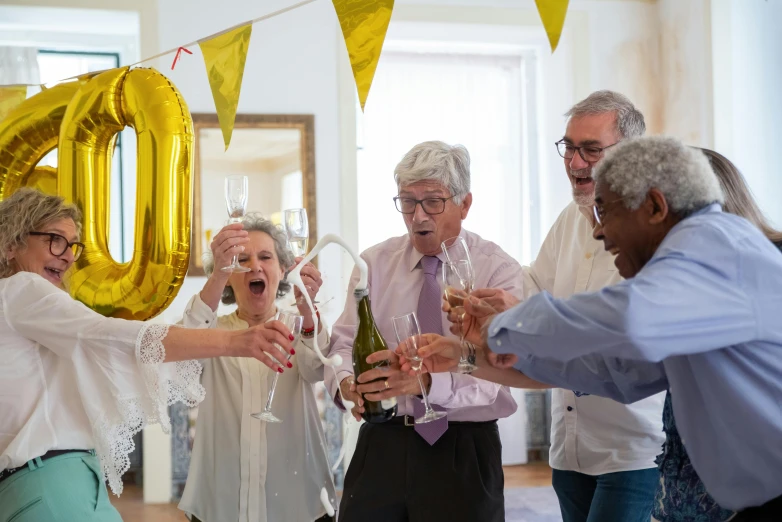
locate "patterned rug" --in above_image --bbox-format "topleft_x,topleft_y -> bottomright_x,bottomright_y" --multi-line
505,487 -> 563,522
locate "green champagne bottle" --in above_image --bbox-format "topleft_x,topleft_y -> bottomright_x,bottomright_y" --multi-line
352,287 -> 397,423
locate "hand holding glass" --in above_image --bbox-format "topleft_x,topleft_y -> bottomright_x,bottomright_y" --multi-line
222,175 -> 250,273
250,311 -> 303,423
392,312 -> 447,424
442,260 -> 479,373
283,208 -> 309,257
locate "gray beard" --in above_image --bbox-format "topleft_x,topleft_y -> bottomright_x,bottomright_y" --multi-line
569,167 -> 594,207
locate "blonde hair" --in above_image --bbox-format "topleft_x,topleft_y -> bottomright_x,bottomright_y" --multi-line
0,188 -> 82,278
698,148 -> 782,244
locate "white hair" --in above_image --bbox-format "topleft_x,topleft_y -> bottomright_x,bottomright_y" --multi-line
565,90 -> 646,139
394,141 -> 470,203
594,136 -> 724,217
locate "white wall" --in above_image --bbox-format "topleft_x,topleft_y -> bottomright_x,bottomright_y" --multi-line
712,0 -> 782,227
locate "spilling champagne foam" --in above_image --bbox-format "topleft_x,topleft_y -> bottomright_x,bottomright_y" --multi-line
287,233 -> 369,368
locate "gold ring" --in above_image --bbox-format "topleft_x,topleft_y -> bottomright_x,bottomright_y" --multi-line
384,380 -> 390,390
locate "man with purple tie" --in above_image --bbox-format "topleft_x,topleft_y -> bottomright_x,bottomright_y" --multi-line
327,141 -> 523,522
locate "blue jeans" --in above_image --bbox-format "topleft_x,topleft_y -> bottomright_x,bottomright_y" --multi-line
552,468 -> 658,522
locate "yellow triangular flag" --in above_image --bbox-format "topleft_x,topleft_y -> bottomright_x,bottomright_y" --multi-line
535,0 -> 570,53
0,86 -> 27,124
333,0 -> 394,111
199,24 -> 253,151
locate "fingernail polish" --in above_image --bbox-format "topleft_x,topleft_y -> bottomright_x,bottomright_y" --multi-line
290,349 -> 296,355
289,335 -> 295,341
287,362 -> 293,368
277,367 -> 284,373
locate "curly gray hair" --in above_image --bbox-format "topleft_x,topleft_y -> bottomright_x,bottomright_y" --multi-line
0,188 -> 82,279
565,90 -> 646,139
394,141 -> 471,204
594,136 -> 724,217
203,212 -> 295,305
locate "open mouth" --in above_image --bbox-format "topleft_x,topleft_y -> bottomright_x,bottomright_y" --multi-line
573,176 -> 593,186
414,230 -> 434,237
249,278 -> 266,296
44,267 -> 63,281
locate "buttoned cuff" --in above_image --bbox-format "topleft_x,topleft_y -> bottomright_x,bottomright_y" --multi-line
425,372 -> 454,406
182,294 -> 218,328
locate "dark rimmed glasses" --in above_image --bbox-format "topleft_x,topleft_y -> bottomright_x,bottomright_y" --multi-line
28,232 -> 85,260
555,140 -> 619,163
393,196 -> 457,215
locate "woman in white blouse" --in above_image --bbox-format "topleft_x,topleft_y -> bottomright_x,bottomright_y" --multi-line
178,213 -> 336,522
0,189 -> 296,522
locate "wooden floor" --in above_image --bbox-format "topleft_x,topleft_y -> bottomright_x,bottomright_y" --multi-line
111,462 -> 553,521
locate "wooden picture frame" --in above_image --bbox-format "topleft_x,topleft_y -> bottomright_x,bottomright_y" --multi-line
189,113 -> 316,276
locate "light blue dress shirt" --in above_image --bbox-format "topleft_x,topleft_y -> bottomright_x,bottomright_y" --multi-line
489,204 -> 782,511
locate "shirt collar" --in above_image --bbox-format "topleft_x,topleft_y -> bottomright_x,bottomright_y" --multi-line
406,231 -> 466,272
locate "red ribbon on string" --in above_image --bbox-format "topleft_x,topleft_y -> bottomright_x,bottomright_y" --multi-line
171,47 -> 193,70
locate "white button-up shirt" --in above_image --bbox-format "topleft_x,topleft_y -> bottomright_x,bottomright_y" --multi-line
522,202 -> 664,475
177,294 -> 336,522
0,272 -> 204,495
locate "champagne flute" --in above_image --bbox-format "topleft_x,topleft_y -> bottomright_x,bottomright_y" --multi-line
442,261 -> 479,374
283,208 -> 309,257
392,312 -> 447,424
222,175 -> 251,273
441,236 -> 473,274
250,310 -> 304,423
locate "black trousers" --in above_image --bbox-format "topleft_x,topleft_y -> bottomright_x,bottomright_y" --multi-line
732,494 -> 782,522
339,418 -> 505,522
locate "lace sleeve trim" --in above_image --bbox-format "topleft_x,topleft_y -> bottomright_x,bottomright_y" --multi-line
91,323 -> 205,496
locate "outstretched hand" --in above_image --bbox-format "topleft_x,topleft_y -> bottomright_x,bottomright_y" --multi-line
442,295 -> 499,345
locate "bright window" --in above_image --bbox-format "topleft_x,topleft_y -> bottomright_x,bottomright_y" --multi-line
357,49 -> 541,264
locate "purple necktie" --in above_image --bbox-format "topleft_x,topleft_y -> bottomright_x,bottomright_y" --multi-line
414,255 -> 448,445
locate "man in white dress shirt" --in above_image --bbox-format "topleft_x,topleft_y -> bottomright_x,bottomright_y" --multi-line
470,91 -> 664,522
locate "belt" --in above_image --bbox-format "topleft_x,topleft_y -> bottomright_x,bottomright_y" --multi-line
385,415 -> 498,427
0,450 -> 91,484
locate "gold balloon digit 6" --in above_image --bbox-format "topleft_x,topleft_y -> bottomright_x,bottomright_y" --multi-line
0,67 -> 193,320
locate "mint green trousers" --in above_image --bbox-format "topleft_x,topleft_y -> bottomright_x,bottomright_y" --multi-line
0,451 -> 122,522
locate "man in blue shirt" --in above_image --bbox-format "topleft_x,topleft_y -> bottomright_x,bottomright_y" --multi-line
410,136 -> 782,520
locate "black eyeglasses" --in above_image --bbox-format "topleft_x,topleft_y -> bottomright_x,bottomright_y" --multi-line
28,232 -> 85,260
592,197 -> 630,225
555,140 -> 619,163
393,196 -> 457,215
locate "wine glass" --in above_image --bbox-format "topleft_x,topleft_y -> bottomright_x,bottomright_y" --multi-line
392,312 -> 447,424
283,208 -> 309,257
442,261 -> 479,374
222,175 -> 250,273
250,310 -> 304,423
441,236 -> 473,272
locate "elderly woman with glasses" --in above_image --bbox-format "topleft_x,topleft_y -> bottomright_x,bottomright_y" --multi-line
0,189 -> 295,522
178,213 -> 336,522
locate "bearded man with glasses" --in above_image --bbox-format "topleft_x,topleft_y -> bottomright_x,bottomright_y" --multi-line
327,140 -> 524,522
446,91 -> 665,522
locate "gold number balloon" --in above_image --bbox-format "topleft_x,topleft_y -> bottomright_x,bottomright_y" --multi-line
0,67 -> 193,320
0,76 -> 94,198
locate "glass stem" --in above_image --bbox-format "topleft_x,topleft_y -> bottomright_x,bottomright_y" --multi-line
415,370 -> 434,413
458,315 -> 469,364
264,374 -> 280,413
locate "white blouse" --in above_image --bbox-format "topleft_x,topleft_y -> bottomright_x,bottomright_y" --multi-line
177,294 -> 337,522
0,272 -> 205,495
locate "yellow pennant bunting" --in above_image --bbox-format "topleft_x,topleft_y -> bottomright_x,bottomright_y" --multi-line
199,24 -> 253,151
333,0 -> 394,111
0,86 -> 27,124
535,0 -> 570,53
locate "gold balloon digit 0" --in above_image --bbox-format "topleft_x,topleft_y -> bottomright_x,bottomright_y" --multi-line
0,67 -> 193,320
